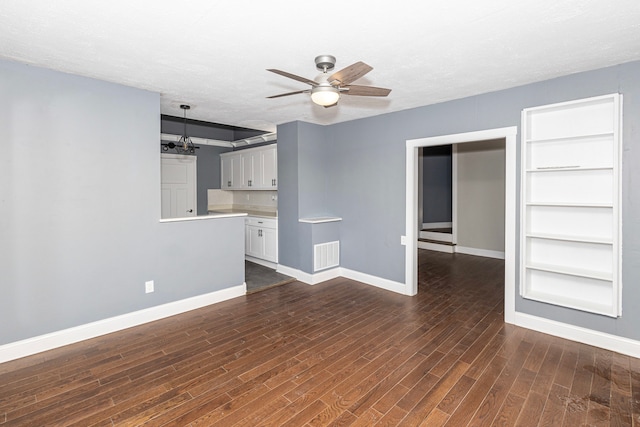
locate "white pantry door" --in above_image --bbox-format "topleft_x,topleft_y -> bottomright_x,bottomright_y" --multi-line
161,154 -> 197,219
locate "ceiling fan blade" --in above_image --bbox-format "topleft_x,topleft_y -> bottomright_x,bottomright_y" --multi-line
267,69 -> 318,86
328,61 -> 373,86
343,85 -> 391,97
266,90 -> 308,99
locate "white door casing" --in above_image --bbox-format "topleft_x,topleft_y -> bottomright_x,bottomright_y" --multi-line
406,126 -> 517,324
161,154 -> 197,219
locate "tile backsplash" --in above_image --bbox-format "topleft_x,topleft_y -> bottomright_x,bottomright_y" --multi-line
208,189 -> 277,213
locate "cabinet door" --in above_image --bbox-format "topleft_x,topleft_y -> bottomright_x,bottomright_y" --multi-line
222,153 -> 243,189
221,155 -> 233,189
262,227 -> 278,262
246,225 -> 263,258
243,151 -> 262,189
230,153 -> 243,189
260,147 -> 277,189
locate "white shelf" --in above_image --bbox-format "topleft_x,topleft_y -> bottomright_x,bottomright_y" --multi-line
525,201 -> 613,208
526,166 -> 613,173
522,290 -> 614,317
525,131 -> 614,144
520,93 -> 621,317
299,217 -> 343,224
525,262 -> 612,282
526,232 -> 613,245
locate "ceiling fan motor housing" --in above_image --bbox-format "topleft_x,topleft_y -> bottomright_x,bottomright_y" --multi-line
315,55 -> 336,72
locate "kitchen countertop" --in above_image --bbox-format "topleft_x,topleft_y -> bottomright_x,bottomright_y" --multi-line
208,208 -> 277,219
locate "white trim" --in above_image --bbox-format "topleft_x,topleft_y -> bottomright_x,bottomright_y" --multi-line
418,241 -> 455,253
340,268 -> 408,295
161,133 -> 233,148
276,264 -> 341,285
421,222 -> 452,229
419,230 -> 453,242
455,246 -> 505,260
275,265 -> 405,294
0,284 -> 247,364
245,256 -> 277,269
406,126 -> 518,320
514,312 -> 640,358
451,145 -> 458,245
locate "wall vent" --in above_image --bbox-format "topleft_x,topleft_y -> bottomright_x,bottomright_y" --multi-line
314,241 -> 340,272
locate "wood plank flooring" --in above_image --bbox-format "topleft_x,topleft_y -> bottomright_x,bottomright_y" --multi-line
1,250 -> 639,426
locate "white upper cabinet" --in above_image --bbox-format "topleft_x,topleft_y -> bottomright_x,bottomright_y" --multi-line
260,146 -> 277,189
221,152 -> 243,189
520,93 -> 622,317
221,144 -> 277,190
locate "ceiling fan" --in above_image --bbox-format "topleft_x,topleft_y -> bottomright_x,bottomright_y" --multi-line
267,55 -> 391,107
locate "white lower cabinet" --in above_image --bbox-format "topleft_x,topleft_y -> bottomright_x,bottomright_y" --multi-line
245,217 -> 278,263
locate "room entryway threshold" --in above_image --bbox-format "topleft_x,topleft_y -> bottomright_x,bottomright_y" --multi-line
245,261 -> 296,294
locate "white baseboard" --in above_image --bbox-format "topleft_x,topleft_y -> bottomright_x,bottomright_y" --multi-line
276,265 -> 407,295
422,222 -> 452,229
276,264 -> 341,285
455,246 -> 505,260
514,312 -> 640,358
340,268 -> 408,295
419,230 -> 453,242
0,284 -> 247,364
418,240 -> 455,253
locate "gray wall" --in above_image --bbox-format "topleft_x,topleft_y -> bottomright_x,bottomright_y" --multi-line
277,122 -> 300,270
456,139 -> 505,252
278,60 -> 640,341
422,145 -> 452,224
277,121 -> 334,274
0,60 -> 245,345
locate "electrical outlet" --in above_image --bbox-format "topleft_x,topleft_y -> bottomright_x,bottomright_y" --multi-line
400,235 -> 407,245
145,280 -> 154,293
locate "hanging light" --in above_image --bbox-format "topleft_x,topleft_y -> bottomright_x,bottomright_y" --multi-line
178,104 -> 196,154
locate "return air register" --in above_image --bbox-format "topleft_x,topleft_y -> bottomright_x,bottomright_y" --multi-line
314,241 -> 340,272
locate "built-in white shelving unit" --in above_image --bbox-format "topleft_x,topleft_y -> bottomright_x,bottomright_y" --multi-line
520,93 -> 622,317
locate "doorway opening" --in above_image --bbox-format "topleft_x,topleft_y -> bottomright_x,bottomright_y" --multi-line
405,127 -> 517,324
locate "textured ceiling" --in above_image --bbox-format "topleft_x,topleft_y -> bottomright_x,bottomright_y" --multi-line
1,1 -> 639,132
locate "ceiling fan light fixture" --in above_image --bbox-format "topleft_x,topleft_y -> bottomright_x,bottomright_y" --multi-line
311,85 -> 340,106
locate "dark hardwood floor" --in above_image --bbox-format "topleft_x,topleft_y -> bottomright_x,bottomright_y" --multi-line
1,250 -> 638,426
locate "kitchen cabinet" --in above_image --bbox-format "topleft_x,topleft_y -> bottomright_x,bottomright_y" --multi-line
221,152 -> 243,189
520,93 -> 622,317
221,144 -> 277,190
245,216 -> 278,263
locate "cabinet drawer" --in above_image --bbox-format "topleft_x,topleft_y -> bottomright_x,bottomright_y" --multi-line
245,217 -> 277,229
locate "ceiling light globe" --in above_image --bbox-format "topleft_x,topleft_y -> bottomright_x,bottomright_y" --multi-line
311,86 -> 340,106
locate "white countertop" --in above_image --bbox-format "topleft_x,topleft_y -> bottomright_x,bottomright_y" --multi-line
208,208 -> 277,219
298,217 -> 342,224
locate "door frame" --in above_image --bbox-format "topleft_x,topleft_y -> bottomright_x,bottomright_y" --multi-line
405,126 -> 517,324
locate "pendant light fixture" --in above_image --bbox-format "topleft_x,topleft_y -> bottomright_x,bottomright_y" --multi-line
177,104 -> 196,154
